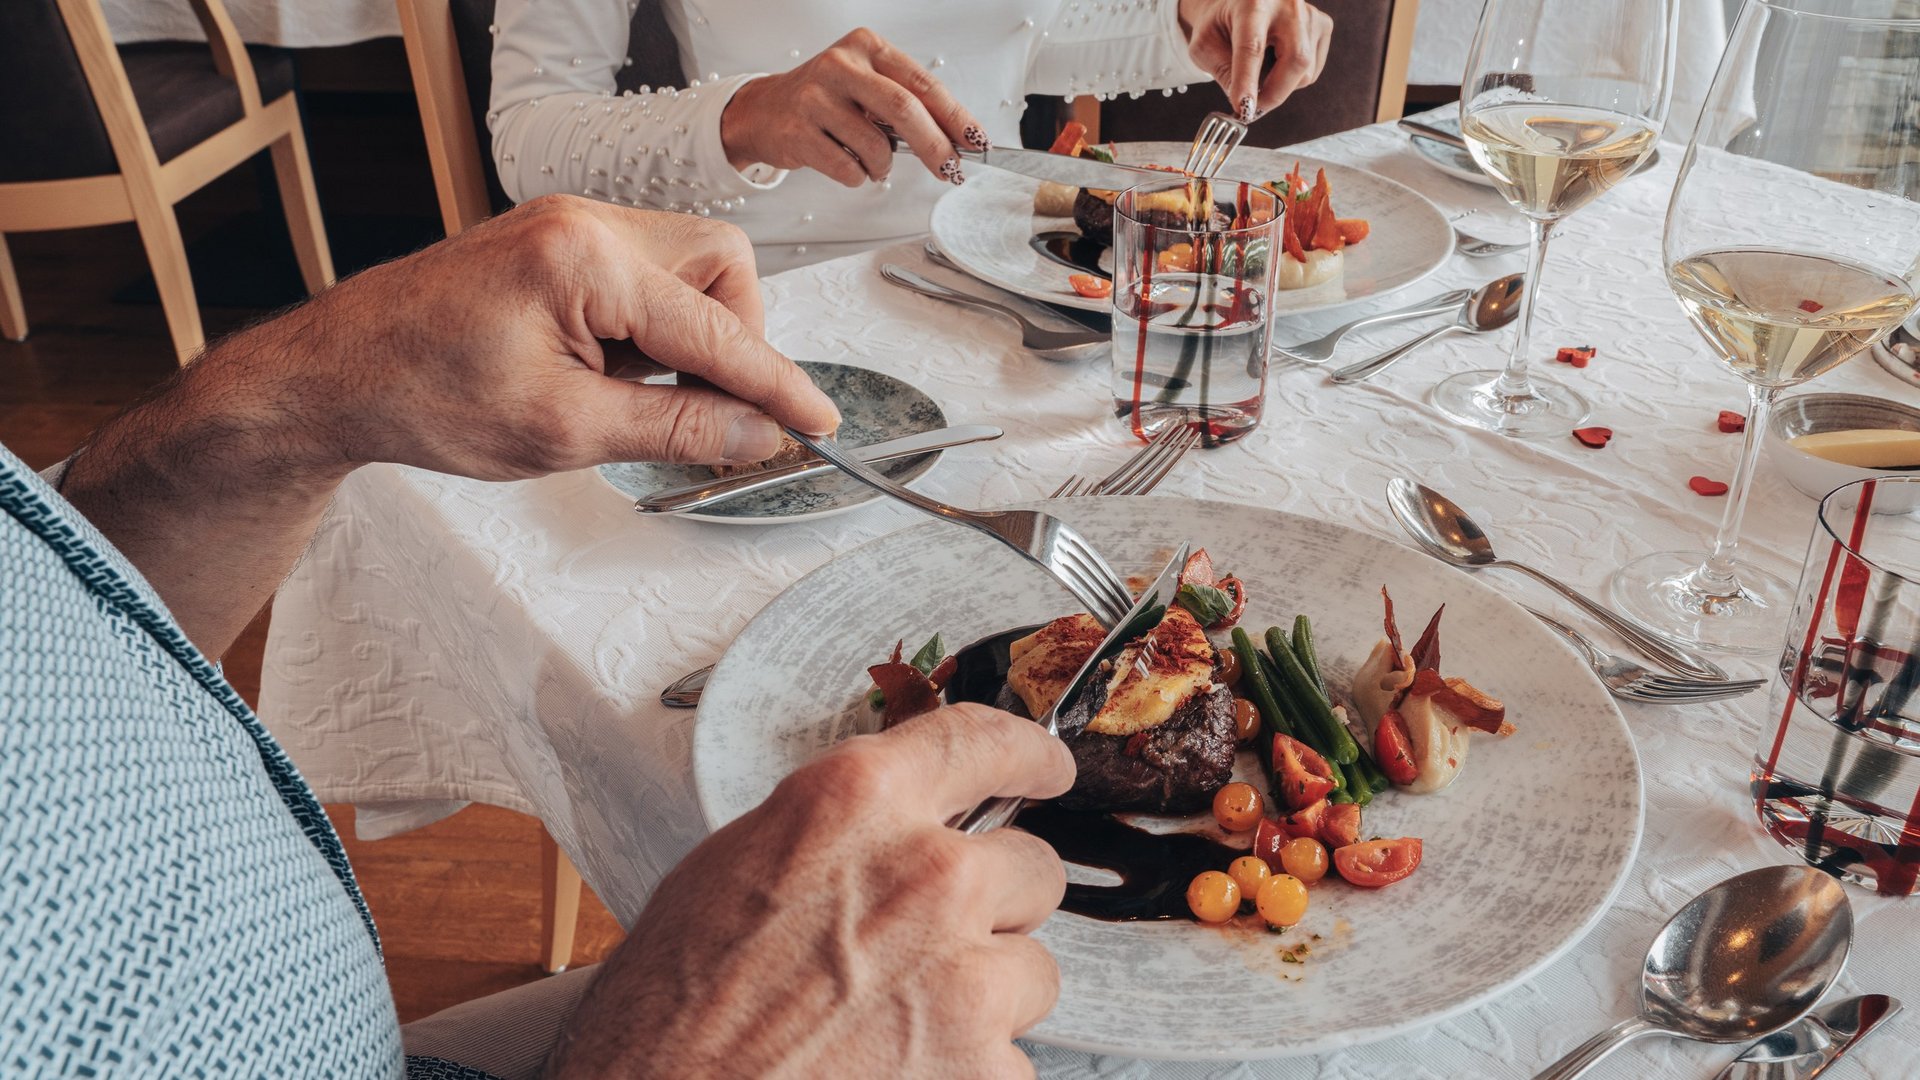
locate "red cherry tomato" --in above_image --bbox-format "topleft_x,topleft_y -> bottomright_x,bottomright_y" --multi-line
1374,710 -> 1420,786
1068,273 -> 1112,299
1214,575 -> 1248,627
1321,802 -> 1361,850
1178,549 -> 1216,588
1276,798 -> 1329,844
1272,733 -> 1336,810
1252,816 -> 1290,873
1333,838 -> 1423,888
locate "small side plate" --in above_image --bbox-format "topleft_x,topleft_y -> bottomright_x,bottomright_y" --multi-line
1406,115 -> 1495,188
594,361 -> 948,524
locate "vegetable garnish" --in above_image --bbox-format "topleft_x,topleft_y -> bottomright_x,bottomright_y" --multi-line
1333,838 -> 1422,888
1555,345 -> 1596,368
1067,273 -> 1112,299
1572,426 -> 1614,448
1689,475 -> 1730,496
1716,410 -> 1746,433
1173,548 -> 1247,629
1799,298 -> 1824,313
866,635 -> 956,727
1176,582 -> 1235,627
1265,165 -> 1368,259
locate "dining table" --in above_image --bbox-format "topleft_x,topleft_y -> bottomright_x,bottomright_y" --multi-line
258,106 -> 1920,1076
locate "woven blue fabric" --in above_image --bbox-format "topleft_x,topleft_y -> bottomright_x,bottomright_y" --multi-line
0,443 -> 494,1079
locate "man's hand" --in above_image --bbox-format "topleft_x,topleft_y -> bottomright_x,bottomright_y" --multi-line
1179,0 -> 1334,122
59,197 -> 838,656
548,704 -> 1076,1079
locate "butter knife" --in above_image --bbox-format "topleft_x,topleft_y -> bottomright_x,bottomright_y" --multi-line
875,122 -> 1168,191
1712,994 -> 1901,1080
632,424 -> 1002,515
1399,117 -> 1469,149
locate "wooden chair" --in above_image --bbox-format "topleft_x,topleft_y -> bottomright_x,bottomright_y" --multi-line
0,0 -> 334,364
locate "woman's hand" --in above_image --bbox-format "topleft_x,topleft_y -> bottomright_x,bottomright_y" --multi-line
720,27 -> 989,188
1179,0 -> 1334,121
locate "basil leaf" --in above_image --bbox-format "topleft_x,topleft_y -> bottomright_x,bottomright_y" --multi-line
908,633 -> 946,676
1176,583 -> 1233,625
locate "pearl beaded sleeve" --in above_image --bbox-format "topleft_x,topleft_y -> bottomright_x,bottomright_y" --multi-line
488,0 -> 786,216
1028,0 -> 1214,103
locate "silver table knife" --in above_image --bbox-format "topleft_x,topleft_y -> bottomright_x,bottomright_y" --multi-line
875,122 -> 1168,190
632,424 -> 1002,515
952,541 -> 1191,834
1713,994 -> 1901,1080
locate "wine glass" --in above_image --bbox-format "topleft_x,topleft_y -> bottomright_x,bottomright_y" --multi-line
1440,0 -> 1677,438
1611,1 -> 1920,653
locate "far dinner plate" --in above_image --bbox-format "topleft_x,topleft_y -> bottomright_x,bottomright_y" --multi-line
692,496 -> 1642,1061
594,361 -> 946,524
929,143 -> 1453,320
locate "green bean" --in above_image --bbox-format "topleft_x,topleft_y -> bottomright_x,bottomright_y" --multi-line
1266,628 -> 1360,764
1291,615 -> 1327,699
1231,629 -> 1292,740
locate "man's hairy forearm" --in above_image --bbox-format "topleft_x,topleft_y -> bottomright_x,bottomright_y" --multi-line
60,304 -> 356,660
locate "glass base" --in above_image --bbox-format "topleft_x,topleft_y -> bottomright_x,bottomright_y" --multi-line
1608,550 -> 1794,654
1429,370 -> 1591,438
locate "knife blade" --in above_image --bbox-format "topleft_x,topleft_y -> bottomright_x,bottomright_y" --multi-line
631,424 -> 1002,515
952,541 -> 1192,834
872,122 -> 1169,190
1712,994 -> 1902,1080
1399,117 -> 1468,150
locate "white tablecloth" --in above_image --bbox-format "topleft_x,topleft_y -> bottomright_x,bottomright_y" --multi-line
260,110 -> 1920,1075
102,0 -> 398,47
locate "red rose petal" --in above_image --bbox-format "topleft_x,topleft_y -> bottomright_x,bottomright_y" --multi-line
1689,476 -> 1730,496
1798,299 -> 1824,313
1555,345 -> 1596,368
1572,426 -> 1613,448
1716,410 -> 1746,433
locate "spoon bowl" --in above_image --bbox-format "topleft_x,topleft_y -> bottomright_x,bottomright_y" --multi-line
1535,865 -> 1852,1080
1329,273 -> 1525,384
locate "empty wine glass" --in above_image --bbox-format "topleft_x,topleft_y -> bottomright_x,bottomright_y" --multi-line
1611,1 -> 1920,652
1439,0 -> 1677,438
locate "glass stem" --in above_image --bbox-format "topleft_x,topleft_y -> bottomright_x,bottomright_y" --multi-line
1494,217 -> 1555,400
1697,382 -> 1780,595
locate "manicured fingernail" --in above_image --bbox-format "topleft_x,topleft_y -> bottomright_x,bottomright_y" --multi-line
963,124 -> 990,151
939,157 -> 965,184
723,413 -> 781,462
1238,96 -> 1257,123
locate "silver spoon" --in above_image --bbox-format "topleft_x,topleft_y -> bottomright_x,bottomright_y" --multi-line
1273,287 -> 1472,364
1387,478 -> 1730,681
1330,274 -> 1525,384
1534,865 -> 1852,1080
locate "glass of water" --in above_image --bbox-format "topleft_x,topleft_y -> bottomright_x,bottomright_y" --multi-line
1110,178 -> 1281,446
1753,476 -> 1920,896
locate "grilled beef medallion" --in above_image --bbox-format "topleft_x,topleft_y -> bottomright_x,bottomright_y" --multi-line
1071,180 -> 1227,245
1001,607 -> 1235,814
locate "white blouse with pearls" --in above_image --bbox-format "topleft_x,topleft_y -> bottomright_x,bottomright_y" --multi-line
489,0 -> 1214,274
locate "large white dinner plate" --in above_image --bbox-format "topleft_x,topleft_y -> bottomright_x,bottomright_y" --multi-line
929,143 -> 1453,320
692,496 -> 1641,1060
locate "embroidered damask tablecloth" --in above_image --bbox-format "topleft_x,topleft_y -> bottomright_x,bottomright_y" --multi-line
260,110 -> 1920,1076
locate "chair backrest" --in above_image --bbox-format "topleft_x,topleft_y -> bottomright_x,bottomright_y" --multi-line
0,0 -> 122,182
1099,0 -> 1418,150
399,0 -> 686,236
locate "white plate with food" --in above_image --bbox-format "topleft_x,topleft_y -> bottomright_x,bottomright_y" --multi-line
594,361 -> 946,524
929,140 -> 1453,320
692,496 -> 1642,1060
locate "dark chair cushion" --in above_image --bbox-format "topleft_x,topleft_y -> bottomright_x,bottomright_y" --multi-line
1099,0 -> 1394,152
121,43 -> 298,165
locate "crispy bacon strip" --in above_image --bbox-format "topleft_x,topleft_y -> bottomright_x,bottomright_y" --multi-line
868,640 -> 957,729
1382,587 -> 1406,672
1406,668 -> 1512,735
1410,605 -> 1444,673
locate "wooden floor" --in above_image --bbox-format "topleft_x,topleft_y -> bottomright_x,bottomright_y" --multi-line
0,90 -> 623,1025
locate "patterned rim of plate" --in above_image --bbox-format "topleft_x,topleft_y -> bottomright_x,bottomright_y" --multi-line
690,495 -> 1643,1060
592,361 -> 947,525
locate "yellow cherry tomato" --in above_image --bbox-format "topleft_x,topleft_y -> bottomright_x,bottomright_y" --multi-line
1211,781 -> 1264,833
1256,873 -> 1310,929
1187,870 -> 1240,923
1278,836 -> 1329,883
1227,855 -> 1271,901
1231,698 -> 1260,743
1217,648 -> 1243,688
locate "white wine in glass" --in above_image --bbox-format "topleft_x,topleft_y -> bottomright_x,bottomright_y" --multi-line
1610,2 -> 1920,653
1440,0 -> 1675,439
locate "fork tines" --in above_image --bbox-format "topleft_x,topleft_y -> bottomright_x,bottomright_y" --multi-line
1182,112 -> 1249,180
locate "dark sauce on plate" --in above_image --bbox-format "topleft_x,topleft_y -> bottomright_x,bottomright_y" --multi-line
947,625 -> 1238,922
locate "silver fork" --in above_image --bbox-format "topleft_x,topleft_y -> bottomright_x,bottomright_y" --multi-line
1455,231 -> 1528,258
1183,111 -> 1247,179
879,265 -> 1106,361
1528,607 -> 1765,704
1053,425 -> 1201,498
787,430 -> 1135,627
1273,288 -> 1472,364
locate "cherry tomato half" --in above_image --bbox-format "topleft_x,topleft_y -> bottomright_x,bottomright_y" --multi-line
1333,837 -> 1423,888
1272,734 -> 1336,811
1320,802 -> 1361,850
1375,709 -> 1420,786
1068,273 -> 1112,299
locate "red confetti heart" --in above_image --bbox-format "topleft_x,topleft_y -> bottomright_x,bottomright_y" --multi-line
1689,476 -> 1730,496
1555,345 -> 1596,368
1572,426 -> 1613,448
1798,299 -> 1824,313
1716,410 -> 1746,433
